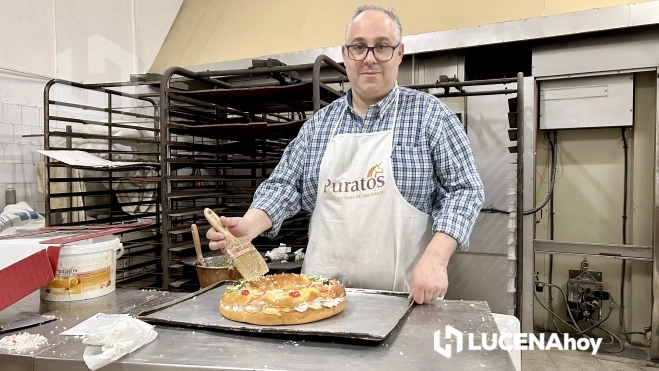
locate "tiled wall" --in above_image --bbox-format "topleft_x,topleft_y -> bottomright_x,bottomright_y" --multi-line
0,102 -> 45,213
0,99 -> 156,215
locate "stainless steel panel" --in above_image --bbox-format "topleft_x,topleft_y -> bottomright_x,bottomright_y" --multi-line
535,239 -> 653,261
650,70 -> 659,361
522,76 -> 536,334
137,283 -> 412,341
533,28 -> 659,78
1,289 -> 514,370
466,84 -> 516,255
445,251 -> 508,314
405,5 -> 628,53
0,353 -> 32,371
631,2 -> 659,26
0,290 -> 170,358
34,299 -> 514,371
539,74 -> 634,129
0,289 -> 181,371
515,73 -> 525,320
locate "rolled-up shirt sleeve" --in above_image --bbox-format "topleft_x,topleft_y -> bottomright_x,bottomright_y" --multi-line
430,108 -> 484,250
249,119 -> 311,237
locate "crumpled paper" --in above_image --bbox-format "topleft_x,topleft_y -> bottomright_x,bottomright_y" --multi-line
265,243 -> 305,262
82,316 -> 157,370
265,243 -> 290,261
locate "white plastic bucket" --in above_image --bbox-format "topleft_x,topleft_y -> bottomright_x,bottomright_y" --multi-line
41,235 -> 124,302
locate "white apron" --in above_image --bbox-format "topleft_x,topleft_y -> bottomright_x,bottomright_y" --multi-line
301,89 -> 434,292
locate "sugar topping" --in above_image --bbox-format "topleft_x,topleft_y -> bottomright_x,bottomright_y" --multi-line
0,332 -> 49,352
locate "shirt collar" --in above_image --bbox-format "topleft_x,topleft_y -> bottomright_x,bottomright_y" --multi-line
346,83 -> 399,119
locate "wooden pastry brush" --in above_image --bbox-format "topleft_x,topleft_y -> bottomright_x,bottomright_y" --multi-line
203,208 -> 269,281
191,224 -> 206,267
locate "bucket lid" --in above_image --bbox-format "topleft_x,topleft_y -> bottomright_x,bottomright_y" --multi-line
61,235 -> 121,255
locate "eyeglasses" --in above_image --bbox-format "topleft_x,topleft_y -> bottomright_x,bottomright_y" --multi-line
345,43 -> 400,61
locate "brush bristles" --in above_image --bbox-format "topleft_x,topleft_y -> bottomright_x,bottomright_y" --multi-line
234,249 -> 269,281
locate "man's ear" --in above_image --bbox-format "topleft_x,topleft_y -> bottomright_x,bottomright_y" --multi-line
395,43 -> 405,66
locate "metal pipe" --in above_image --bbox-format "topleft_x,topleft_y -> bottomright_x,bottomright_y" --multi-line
406,77 -> 517,90
313,55 -> 347,112
50,116 -> 160,132
159,67 -> 176,289
49,188 -> 157,197
432,89 -> 517,98
66,125 -> 72,224
51,100 -> 154,119
45,79 -> 157,105
622,127 -> 629,244
548,131 -> 556,329
46,132 -> 159,143
167,94 -> 253,120
162,66 -> 234,89
516,72 -> 525,320
108,94 -> 114,226
621,126 -> 629,343
318,76 -> 349,85
50,200 -> 153,213
46,147 -> 161,155
83,81 -> 164,88
43,79 -> 56,226
195,63 -> 318,78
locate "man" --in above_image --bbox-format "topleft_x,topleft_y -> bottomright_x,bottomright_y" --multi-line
207,5 -> 484,304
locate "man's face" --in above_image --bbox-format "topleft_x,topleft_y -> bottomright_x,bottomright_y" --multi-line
342,10 -> 404,104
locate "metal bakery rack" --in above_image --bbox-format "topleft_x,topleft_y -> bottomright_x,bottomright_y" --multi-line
158,56 -> 348,289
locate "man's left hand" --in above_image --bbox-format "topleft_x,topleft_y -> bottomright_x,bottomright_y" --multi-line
408,233 -> 457,304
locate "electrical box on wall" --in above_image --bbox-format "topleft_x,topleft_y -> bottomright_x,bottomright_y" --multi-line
539,74 -> 634,130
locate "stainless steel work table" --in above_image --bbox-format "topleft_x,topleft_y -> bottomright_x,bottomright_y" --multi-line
1,289 -> 516,370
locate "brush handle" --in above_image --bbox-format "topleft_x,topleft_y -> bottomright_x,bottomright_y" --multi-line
191,224 -> 204,261
204,208 -> 243,246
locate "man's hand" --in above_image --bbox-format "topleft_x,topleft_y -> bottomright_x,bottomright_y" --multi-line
206,208 -> 273,253
206,216 -> 253,252
408,232 -> 457,304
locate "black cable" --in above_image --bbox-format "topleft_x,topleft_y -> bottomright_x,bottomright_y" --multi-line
523,136 -> 557,215
480,207 -> 510,214
549,130 -> 556,238
481,132 -> 557,215
620,128 -> 630,343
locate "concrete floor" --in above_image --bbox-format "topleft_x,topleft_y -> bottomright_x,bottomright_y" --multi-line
523,349 -> 659,370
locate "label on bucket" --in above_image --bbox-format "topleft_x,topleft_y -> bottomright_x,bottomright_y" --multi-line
44,267 -> 112,295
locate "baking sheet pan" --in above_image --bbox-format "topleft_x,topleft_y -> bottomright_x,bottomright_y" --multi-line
137,281 -> 413,341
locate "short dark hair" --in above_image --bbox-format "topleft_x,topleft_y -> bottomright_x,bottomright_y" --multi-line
345,5 -> 402,44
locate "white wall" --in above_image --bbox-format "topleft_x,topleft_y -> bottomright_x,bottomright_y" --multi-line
0,0 -> 182,212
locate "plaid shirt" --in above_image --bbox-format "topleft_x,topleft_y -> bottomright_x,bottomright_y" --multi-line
250,85 -> 484,250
